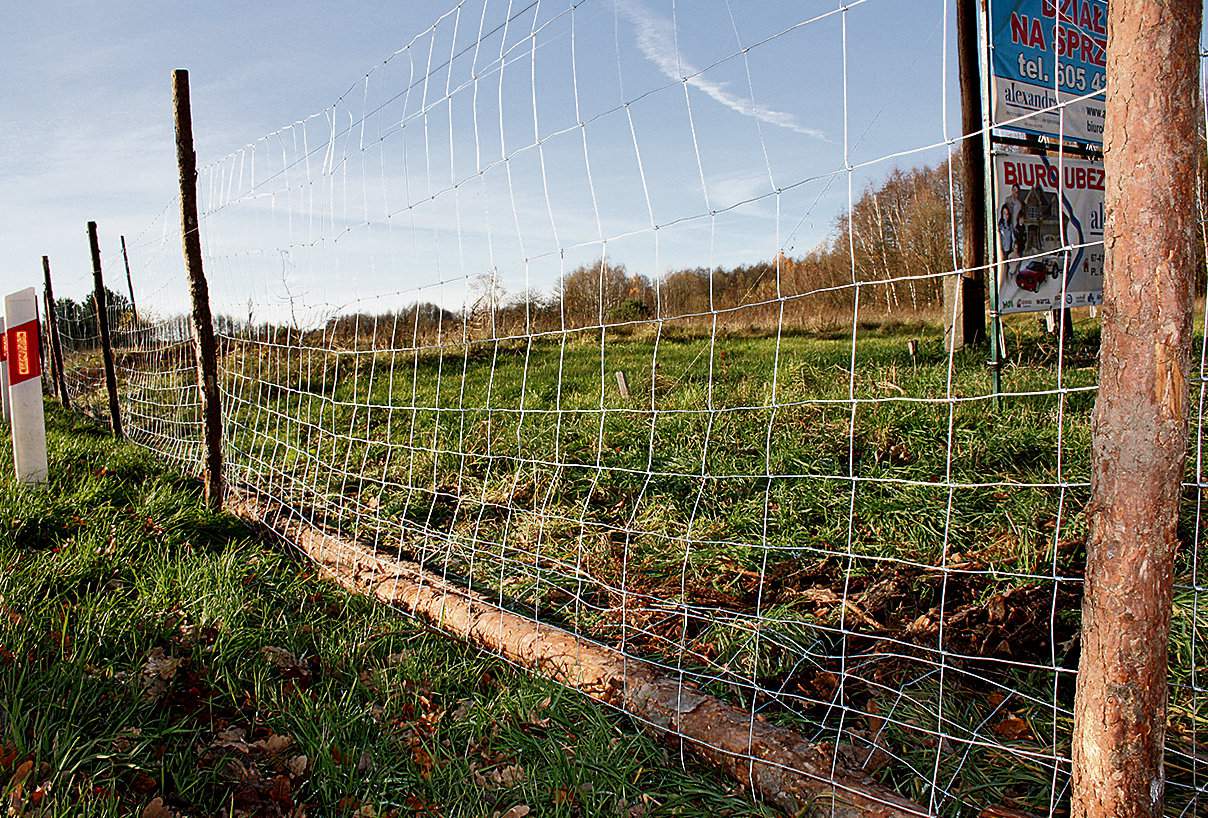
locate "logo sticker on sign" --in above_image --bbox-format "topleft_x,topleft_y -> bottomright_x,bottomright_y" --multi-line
7,321 -> 40,386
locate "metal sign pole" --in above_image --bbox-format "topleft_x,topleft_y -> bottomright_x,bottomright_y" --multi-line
978,0 -> 1003,400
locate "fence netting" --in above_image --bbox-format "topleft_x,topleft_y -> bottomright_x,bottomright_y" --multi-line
49,2 -> 1207,815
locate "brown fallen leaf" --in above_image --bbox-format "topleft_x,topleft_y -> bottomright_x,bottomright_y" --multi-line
141,797 -> 173,818
140,648 -> 181,701
261,646 -> 299,669
287,754 -> 308,778
473,763 -> 526,789
496,807 -> 530,818
9,759 -> 32,790
251,734 -> 293,756
112,727 -> 143,754
268,775 -> 292,806
992,715 -> 1032,741
211,727 -> 250,754
8,759 -> 32,817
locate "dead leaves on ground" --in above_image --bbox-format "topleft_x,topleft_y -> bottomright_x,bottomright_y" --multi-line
140,648 -> 183,701
198,725 -> 310,816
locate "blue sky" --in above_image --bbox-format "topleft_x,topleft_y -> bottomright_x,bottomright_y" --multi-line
2,1 -> 1024,322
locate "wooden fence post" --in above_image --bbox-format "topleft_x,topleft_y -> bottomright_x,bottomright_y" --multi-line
173,68 -> 224,510
41,256 -> 70,410
1071,4 -> 1202,818
956,0 -> 985,347
40,293 -> 52,390
120,235 -> 139,323
87,221 -> 123,439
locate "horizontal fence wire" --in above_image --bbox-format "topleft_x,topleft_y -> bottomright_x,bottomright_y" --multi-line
51,2 -> 1207,815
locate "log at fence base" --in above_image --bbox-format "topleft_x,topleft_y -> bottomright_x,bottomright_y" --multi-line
228,491 -> 927,818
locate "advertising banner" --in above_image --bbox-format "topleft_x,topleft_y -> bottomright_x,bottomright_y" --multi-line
988,0 -> 1107,144
994,153 -> 1104,313
5,289 -> 47,483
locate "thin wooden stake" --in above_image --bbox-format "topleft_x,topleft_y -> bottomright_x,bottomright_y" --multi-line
120,235 -> 139,323
173,68 -> 224,510
87,221 -> 123,439
42,256 -> 70,410
614,370 -> 629,400
1071,4 -> 1202,818
40,292 -> 53,390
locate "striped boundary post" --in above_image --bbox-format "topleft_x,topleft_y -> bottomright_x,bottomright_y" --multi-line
0,317 -> 9,425
5,288 -> 48,483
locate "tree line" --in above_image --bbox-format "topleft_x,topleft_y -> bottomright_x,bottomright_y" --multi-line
53,287 -> 134,348
315,159 -> 962,347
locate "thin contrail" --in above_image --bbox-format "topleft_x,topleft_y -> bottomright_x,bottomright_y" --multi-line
616,0 -> 828,140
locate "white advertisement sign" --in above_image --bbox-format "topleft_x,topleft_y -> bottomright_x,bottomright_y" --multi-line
989,0 -> 1107,145
994,153 -> 1104,314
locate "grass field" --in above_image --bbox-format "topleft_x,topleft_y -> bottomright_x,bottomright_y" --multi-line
0,409 -> 776,817
62,315 -> 1208,816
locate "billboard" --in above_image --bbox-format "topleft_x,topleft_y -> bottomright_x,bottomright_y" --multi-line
994,153 -> 1104,313
988,0 -> 1107,144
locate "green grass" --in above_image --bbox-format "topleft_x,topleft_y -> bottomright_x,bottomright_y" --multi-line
0,409 -> 776,817
67,314 -> 1208,817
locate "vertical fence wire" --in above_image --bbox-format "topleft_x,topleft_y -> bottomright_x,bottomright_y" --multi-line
49,2 -> 1207,815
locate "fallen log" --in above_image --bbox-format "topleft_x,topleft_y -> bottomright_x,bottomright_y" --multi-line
229,490 -> 929,818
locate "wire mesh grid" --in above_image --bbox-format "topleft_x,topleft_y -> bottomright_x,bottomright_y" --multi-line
50,2 -> 1207,815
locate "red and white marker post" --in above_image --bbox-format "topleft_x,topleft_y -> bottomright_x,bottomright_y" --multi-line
5,289 -> 47,483
0,317 -> 10,425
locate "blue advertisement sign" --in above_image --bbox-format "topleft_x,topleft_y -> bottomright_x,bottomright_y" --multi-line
988,0 -> 1107,144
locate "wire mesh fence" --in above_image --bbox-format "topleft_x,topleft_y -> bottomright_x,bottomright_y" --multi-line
46,2 -> 1207,815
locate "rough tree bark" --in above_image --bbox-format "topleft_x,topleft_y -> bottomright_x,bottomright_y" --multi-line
229,490 -> 928,818
1071,4 -> 1201,818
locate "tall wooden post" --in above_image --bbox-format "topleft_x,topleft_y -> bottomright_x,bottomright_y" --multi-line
87,221 -> 123,439
42,256 -> 70,410
120,235 -> 139,323
173,69 -> 224,510
956,0 -> 986,347
1071,4 -> 1201,818
40,293 -> 52,391
36,299 -> 47,381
